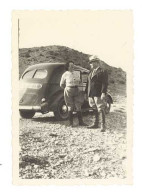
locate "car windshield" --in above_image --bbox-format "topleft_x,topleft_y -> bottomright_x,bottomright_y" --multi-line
22,69 -> 47,79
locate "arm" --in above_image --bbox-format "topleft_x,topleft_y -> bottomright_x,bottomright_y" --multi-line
85,77 -> 88,95
101,70 -> 108,94
60,73 -> 66,89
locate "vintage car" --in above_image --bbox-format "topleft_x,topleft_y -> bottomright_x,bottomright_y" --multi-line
19,63 -> 113,120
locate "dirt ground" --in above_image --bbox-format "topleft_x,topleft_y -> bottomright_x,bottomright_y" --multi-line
19,84 -> 127,179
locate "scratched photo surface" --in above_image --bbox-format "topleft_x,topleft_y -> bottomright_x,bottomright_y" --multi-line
12,10 -> 133,185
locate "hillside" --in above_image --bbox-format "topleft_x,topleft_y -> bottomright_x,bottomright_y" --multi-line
19,45 -> 126,85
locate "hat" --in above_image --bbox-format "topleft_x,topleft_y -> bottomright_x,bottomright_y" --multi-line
89,55 -> 100,63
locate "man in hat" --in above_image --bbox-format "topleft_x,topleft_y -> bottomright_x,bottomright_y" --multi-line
85,56 -> 108,132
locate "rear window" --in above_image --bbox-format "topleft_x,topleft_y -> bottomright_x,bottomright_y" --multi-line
22,69 -> 47,79
22,69 -> 35,79
34,69 -> 47,79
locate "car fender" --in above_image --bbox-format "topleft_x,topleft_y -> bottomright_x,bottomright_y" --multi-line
107,93 -> 113,104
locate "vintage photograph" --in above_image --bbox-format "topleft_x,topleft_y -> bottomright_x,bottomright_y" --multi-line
12,10 -> 133,184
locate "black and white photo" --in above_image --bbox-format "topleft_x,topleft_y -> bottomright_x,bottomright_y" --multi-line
12,10 -> 133,184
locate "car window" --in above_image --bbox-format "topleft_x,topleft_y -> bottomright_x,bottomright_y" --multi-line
81,73 -> 88,83
22,69 -> 36,79
34,69 -> 47,79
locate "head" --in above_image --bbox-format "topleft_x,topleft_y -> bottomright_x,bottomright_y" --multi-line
89,56 -> 101,70
65,61 -> 74,72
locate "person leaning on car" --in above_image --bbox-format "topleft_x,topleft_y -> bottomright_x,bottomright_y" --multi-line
60,61 -> 87,127
85,56 -> 108,132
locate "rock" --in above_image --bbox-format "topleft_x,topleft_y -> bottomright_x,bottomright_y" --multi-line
59,154 -> 66,158
93,154 -> 101,162
34,165 -> 39,169
84,169 -> 89,177
49,133 -> 58,137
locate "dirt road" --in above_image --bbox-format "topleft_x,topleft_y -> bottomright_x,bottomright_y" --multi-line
19,85 -> 127,179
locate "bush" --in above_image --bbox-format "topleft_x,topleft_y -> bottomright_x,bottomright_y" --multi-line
119,80 -> 125,85
109,79 -> 115,84
25,52 -> 31,58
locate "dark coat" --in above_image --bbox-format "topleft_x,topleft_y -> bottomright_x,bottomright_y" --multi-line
85,67 -> 108,97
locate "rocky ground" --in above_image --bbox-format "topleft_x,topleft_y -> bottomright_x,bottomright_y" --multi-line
19,84 -> 127,179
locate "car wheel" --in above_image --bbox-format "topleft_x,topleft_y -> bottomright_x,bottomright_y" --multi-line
105,96 -> 111,114
19,110 -> 35,119
54,99 -> 69,120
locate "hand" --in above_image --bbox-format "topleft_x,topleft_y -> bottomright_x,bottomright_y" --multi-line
101,93 -> 106,100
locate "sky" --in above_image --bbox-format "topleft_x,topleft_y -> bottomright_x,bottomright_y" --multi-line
18,10 -> 133,71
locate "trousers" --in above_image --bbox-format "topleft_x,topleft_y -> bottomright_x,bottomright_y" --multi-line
64,87 -> 85,111
88,97 -> 106,112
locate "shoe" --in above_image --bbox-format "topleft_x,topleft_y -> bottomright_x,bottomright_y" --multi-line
100,124 -> 106,132
79,121 -> 88,126
87,109 -> 99,129
87,123 -> 99,129
68,111 -> 73,127
100,110 -> 106,132
77,111 -> 87,126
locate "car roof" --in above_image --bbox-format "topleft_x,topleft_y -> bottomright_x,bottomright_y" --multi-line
24,62 -> 89,73
25,63 -> 65,71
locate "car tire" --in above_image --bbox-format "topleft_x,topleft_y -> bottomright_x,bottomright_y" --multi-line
19,110 -> 35,119
105,96 -> 111,114
54,98 -> 69,120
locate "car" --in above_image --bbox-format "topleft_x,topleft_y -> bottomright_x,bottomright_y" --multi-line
19,62 -> 113,120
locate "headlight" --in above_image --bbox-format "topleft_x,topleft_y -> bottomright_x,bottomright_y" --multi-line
41,98 -> 46,102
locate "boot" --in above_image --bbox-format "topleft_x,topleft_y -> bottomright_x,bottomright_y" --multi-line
87,109 -> 99,129
100,110 -> 106,132
77,111 -> 87,126
68,111 -> 73,127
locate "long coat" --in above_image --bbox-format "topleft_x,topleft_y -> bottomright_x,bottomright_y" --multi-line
85,67 -> 108,97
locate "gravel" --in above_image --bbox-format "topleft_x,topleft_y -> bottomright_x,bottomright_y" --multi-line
19,88 -> 127,179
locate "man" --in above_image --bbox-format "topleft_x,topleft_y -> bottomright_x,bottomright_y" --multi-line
60,61 -> 87,127
85,56 -> 108,132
